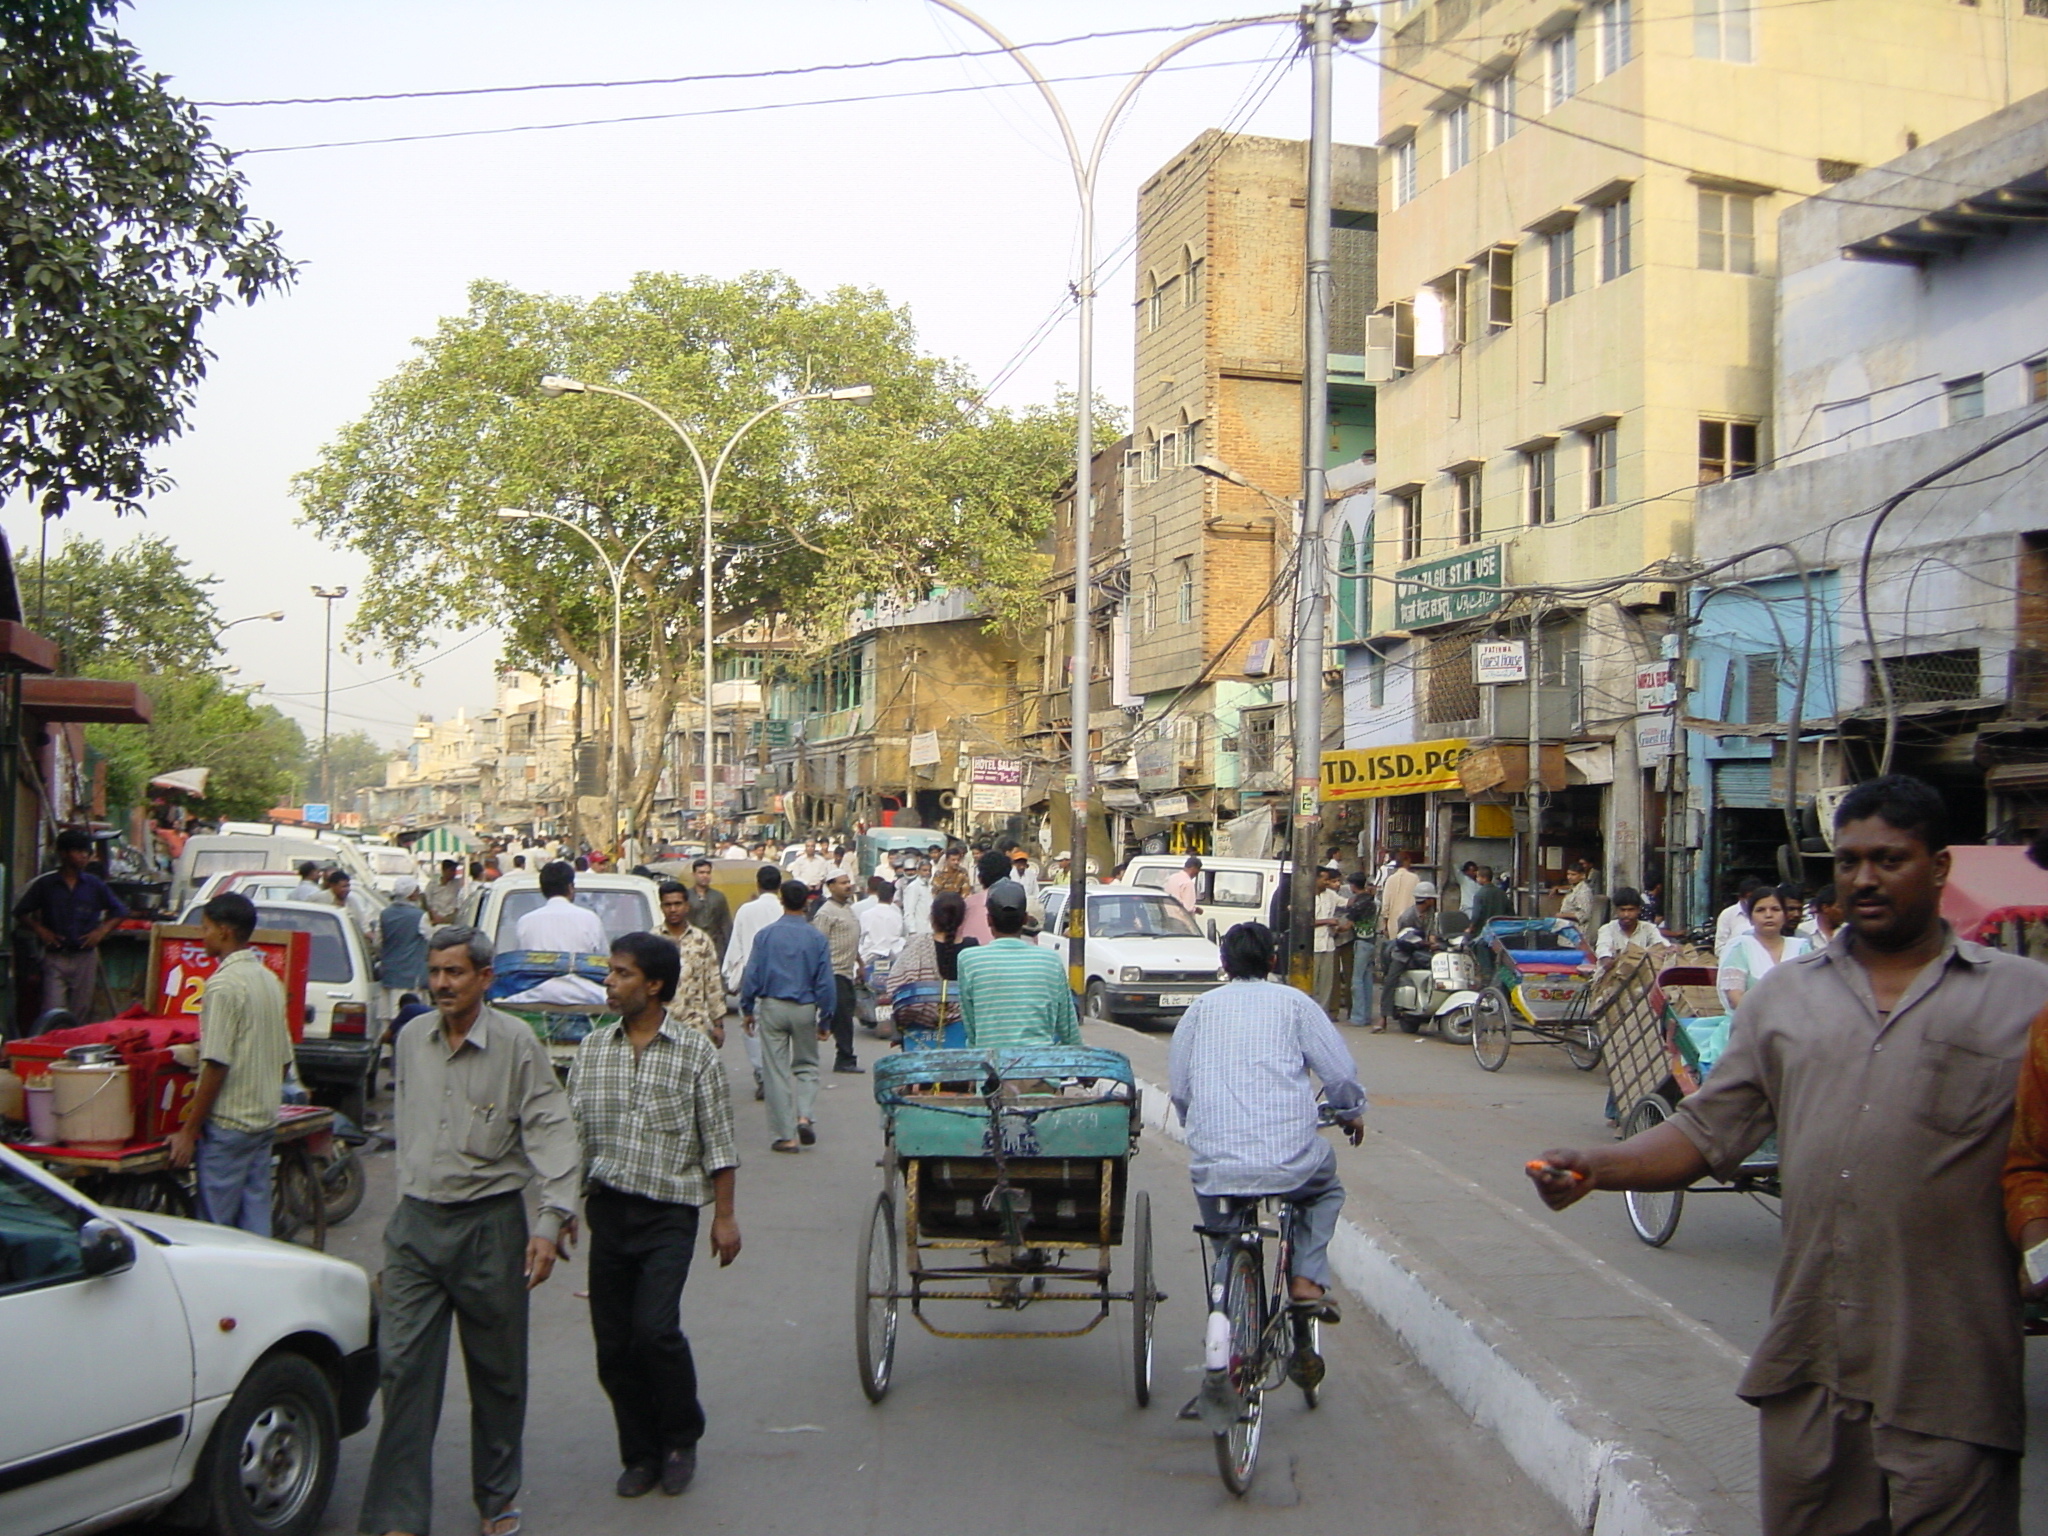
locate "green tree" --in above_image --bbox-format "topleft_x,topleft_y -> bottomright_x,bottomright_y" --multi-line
1,0 -> 293,517
296,272 -> 1106,833
87,660 -> 306,822
19,532 -> 222,672
318,728 -> 396,801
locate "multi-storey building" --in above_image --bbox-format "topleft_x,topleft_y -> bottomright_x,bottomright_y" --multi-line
1358,0 -> 2048,910
1119,130 -> 1376,856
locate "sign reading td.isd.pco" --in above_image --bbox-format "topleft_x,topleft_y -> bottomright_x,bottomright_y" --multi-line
1320,739 -> 1470,800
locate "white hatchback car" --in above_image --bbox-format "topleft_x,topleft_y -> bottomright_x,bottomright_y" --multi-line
0,1144 -> 377,1536
1037,884 -> 1225,1029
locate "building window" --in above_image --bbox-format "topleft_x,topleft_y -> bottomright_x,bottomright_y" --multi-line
1486,246 -> 1514,330
1143,435 -> 1162,483
1744,653 -> 1780,726
1397,490 -> 1423,561
1945,374 -> 1985,424
1545,28 -> 1577,109
1393,139 -> 1417,206
1177,562 -> 1195,625
1699,419 -> 1759,483
1159,431 -> 1178,469
1485,69 -> 1519,146
1546,221 -> 1576,302
1865,648 -> 1982,706
1142,579 -> 1157,634
1695,0 -> 1755,62
1391,299 -> 1416,373
1586,425 -> 1618,507
1368,647 -> 1387,708
1178,417 -> 1202,466
1146,275 -> 1163,332
1337,524 -> 1370,643
1698,189 -> 1758,273
1455,468 -> 1483,545
1599,194 -> 1633,280
1443,101 -> 1472,174
1524,445 -> 1557,525
2030,357 -> 2048,403
1183,247 -> 1203,308
1593,0 -> 1633,75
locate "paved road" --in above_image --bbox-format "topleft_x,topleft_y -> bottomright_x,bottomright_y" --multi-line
133,1020 -> 1574,1536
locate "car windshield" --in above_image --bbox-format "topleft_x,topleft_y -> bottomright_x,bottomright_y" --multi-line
1089,893 -> 1205,940
253,905 -> 353,984
493,889 -> 656,953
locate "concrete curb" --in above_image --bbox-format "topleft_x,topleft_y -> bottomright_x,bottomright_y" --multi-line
1136,1074 -> 1725,1536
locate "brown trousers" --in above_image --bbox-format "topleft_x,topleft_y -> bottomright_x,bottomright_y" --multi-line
1757,1383 -> 2018,1536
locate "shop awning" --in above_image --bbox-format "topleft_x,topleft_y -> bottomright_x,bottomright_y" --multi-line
21,677 -> 152,724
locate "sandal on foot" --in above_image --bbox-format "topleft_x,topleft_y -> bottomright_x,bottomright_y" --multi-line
482,1513 -> 522,1536
797,1121 -> 816,1145
770,1139 -> 802,1153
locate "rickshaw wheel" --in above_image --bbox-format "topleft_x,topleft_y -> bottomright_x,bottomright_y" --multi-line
1622,1098 -> 1683,1247
1472,988 -> 1512,1071
856,1189 -> 900,1402
1562,1021 -> 1603,1071
1130,1190 -> 1155,1407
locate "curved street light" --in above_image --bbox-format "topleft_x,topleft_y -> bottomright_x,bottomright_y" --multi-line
219,610 -> 286,634
537,375 -> 873,838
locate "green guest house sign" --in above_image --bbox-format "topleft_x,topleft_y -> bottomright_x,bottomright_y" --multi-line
1393,543 -> 1504,629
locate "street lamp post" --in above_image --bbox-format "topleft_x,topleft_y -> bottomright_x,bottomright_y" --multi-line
218,610 -> 286,636
538,376 -> 872,842
496,509 -> 656,851
927,2 -> 1296,994
310,587 -> 348,808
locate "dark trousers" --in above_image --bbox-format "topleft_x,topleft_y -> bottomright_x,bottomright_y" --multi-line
587,1184 -> 706,1469
360,1193 -> 529,1535
831,974 -> 857,1066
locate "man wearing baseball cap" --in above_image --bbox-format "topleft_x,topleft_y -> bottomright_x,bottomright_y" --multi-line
956,879 -> 1081,1050
1378,880 -> 1443,1032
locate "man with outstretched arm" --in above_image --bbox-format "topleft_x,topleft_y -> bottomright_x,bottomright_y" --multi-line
1527,775 -> 2048,1536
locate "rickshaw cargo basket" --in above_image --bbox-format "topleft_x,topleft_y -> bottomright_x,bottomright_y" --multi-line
874,1047 -> 1137,1161
911,1155 -> 1128,1243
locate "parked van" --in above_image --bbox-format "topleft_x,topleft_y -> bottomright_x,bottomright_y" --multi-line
171,830 -> 383,911
1121,855 -> 1287,943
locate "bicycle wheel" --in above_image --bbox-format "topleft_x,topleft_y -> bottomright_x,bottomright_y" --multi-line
1562,1020 -> 1604,1071
1129,1189 -> 1155,1407
1622,1098 -> 1683,1246
1472,987 -> 1512,1071
1213,1244 -> 1266,1496
855,1189 -> 900,1402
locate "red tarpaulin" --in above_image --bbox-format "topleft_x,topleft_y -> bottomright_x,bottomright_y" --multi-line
1939,846 -> 2048,943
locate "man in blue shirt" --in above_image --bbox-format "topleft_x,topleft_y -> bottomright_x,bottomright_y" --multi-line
739,880 -> 835,1154
15,827 -> 127,1026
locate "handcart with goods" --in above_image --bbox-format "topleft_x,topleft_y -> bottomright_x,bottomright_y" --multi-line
856,1045 -> 1161,1405
1599,958 -> 1778,1247
1469,917 -> 1603,1072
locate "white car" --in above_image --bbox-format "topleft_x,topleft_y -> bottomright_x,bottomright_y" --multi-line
0,1143 -> 377,1536
1037,884 -> 1225,1029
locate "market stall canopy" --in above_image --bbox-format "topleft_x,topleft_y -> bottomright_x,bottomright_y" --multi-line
149,768 -> 211,797
1939,845 -> 2048,943
412,824 -> 479,855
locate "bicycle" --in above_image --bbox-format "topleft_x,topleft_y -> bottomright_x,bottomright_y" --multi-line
1190,1104 -> 1353,1495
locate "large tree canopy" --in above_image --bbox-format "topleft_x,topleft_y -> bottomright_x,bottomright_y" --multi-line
0,0 -> 293,517
20,532 -> 222,673
295,271 -> 1106,831
87,660 -> 307,823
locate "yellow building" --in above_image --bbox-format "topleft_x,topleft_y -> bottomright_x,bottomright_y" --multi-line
1364,0 -> 2048,897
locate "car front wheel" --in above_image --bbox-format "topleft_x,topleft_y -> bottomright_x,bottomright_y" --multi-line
200,1352 -> 339,1536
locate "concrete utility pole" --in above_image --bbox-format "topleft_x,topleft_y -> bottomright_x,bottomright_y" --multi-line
311,586 -> 348,808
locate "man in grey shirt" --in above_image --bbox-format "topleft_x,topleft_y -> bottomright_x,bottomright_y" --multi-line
360,925 -> 581,1536
812,870 -> 863,1073
1528,776 -> 2048,1536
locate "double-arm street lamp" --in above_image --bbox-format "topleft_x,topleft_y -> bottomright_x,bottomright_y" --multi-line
537,375 -> 872,839
496,508 -> 657,847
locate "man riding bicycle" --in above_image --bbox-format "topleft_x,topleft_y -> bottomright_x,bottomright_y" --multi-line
1168,922 -> 1366,1318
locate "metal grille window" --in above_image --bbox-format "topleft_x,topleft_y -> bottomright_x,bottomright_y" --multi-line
1699,190 -> 1758,273
2031,358 -> 2048,404
1586,426 -> 1617,507
1426,634 -> 1481,725
1547,223 -> 1577,302
1699,419 -> 1758,483
1146,275 -> 1163,332
1241,710 -> 1280,774
1183,248 -> 1203,308
1866,649 -> 1982,706
1525,445 -> 1557,525
1455,469 -> 1483,545
1744,653 -> 1779,725
1331,210 -> 1379,354
1177,561 -> 1195,625
1600,194 -> 1633,280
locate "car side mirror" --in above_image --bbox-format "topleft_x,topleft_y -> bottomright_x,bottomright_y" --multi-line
78,1217 -> 136,1278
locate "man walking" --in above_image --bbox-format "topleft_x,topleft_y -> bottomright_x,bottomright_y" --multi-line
1530,776 -> 2048,1535
898,857 -> 933,937
686,858 -> 732,962
378,878 -> 431,1026
957,880 -> 1081,1049
658,882 -> 727,1048
721,865 -> 785,1102
360,926 -> 580,1536
812,871 -> 864,1074
571,932 -> 741,1500
165,892 -> 290,1235
15,827 -> 126,1024
739,882 -> 835,1153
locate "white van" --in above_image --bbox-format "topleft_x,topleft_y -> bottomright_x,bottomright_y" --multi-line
1122,855 -> 1287,943
460,871 -> 662,954
171,831 -> 382,911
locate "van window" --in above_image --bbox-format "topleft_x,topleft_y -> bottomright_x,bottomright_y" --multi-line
1209,870 -> 1264,908
1128,867 -> 1171,891
494,889 -> 656,952
255,906 -> 353,984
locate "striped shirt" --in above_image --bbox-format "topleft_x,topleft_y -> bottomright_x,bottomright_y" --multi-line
1167,978 -> 1366,1196
570,1020 -> 738,1207
197,948 -> 292,1134
957,938 -> 1081,1050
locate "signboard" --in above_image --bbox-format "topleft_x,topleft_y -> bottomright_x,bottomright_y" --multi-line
1295,783 -> 1320,821
1134,738 -> 1179,792
1474,640 -> 1527,685
1637,716 -> 1676,757
1151,793 -> 1193,818
1393,544 -> 1504,629
751,719 -> 793,748
147,926 -> 312,1042
1635,661 -> 1676,712
909,730 -> 941,768
1320,738 -> 1470,801
302,803 -> 331,826
968,757 -> 1023,814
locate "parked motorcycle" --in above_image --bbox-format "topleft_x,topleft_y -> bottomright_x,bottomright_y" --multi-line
313,1111 -> 374,1226
1385,910 -> 1486,1042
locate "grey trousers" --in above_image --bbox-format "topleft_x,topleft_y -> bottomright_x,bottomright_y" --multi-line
37,949 -> 98,1023
360,1193 -> 530,1535
756,996 -> 820,1142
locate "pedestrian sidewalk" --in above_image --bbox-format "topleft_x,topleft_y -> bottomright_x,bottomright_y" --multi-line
1109,1028 -> 1759,1536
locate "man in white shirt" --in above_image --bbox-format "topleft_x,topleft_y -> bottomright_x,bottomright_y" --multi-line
789,839 -> 834,888
721,864 -> 785,1101
1311,865 -> 1345,1017
1164,856 -> 1202,915
1714,876 -> 1763,956
290,862 -> 327,904
898,859 -> 932,937
1008,848 -> 1040,913
508,860 -> 608,1005
858,880 -> 906,968
1377,852 -> 1420,942
1593,888 -> 1657,970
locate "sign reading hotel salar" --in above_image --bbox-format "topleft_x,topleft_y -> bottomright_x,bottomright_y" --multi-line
1321,738 -> 1470,800
1393,544 -> 1505,629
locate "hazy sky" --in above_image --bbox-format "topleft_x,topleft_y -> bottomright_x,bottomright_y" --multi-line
13,1 -> 1379,750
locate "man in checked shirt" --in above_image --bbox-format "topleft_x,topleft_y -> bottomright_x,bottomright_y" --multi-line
571,931 -> 741,1501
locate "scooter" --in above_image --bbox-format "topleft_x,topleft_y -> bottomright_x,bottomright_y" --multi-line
1385,911 -> 1485,1042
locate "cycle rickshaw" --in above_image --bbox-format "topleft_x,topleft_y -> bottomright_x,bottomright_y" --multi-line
1469,917 -> 1603,1072
856,1045 -> 1160,1405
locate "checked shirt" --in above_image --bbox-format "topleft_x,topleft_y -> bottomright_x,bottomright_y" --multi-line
570,1020 -> 738,1208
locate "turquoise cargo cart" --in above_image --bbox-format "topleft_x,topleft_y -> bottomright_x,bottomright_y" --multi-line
856,1045 -> 1161,1407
